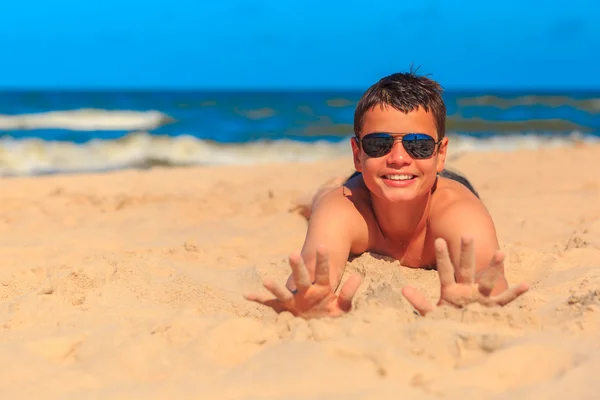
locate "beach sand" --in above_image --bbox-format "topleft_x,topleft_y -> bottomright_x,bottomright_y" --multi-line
0,144 -> 599,399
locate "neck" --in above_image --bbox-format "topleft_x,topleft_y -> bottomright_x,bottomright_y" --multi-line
370,191 -> 432,244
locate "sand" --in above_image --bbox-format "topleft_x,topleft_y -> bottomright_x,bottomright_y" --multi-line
0,144 -> 599,399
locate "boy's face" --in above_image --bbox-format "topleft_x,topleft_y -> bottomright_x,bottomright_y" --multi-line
351,104 -> 448,203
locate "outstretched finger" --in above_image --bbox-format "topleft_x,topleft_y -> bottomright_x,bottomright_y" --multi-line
457,236 -> 475,283
401,285 -> 435,316
289,252 -> 312,292
314,246 -> 331,286
244,293 -> 287,313
477,269 -> 500,297
263,280 -> 294,303
337,274 -> 362,312
477,251 -> 504,297
434,238 -> 456,287
490,283 -> 530,306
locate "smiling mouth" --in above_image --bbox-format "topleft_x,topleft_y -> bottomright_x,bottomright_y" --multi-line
382,174 -> 416,181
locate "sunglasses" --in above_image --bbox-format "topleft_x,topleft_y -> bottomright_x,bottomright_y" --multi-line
354,133 -> 442,159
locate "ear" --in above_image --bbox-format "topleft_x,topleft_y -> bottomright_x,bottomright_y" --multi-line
436,137 -> 449,173
351,136 -> 363,172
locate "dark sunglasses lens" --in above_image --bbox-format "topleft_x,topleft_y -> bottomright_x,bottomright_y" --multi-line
361,134 -> 394,157
402,134 -> 436,159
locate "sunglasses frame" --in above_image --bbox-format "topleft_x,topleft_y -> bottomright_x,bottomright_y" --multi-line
354,132 -> 443,159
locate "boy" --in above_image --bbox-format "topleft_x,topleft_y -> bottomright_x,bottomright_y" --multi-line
245,72 -> 529,319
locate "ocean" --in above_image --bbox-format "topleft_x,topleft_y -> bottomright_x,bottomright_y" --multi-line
0,91 -> 598,176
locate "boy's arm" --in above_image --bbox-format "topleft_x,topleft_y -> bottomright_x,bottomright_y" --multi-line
285,190 -> 360,293
245,188 -> 364,319
431,197 -> 509,294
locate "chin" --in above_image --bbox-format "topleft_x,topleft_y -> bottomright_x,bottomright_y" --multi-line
376,187 -> 423,203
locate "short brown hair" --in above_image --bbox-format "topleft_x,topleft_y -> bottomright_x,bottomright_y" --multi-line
354,71 -> 446,139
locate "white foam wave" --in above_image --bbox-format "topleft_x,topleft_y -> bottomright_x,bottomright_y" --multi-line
0,109 -> 174,131
447,131 -> 597,153
0,132 -> 351,176
0,131 -> 596,176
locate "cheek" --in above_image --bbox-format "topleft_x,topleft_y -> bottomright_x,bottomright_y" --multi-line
415,160 -> 439,181
361,158 -> 383,175
361,171 -> 382,196
359,159 -> 383,189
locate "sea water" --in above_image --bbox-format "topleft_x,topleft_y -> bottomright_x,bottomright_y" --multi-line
0,91 -> 598,176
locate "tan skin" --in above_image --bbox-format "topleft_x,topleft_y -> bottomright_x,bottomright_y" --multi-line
245,105 -> 529,318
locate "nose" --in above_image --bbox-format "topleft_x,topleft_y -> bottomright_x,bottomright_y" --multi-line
386,138 -> 412,166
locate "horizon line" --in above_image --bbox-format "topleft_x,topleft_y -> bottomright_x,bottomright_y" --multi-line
0,87 -> 599,94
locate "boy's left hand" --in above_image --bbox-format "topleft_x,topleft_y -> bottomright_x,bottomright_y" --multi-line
402,237 -> 529,316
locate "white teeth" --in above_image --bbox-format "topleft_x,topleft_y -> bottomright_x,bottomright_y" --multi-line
384,174 -> 415,181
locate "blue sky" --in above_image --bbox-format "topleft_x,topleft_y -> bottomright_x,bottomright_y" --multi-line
0,0 -> 598,90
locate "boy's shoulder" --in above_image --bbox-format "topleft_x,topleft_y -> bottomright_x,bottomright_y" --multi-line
308,177 -> 374,251
432,176 -> 480,205
429,177 -> 494,235
312,176 -> 372,219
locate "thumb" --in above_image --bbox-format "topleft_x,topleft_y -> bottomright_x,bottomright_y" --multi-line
337,274 -> 362,312
402,286 -> 435,316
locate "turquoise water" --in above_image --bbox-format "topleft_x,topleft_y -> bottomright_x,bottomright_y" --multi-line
0,91 -> 598,176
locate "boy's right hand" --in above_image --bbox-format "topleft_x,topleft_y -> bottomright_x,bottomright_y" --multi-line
244,246 -> 362,319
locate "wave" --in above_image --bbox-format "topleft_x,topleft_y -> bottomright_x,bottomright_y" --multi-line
0,109 -> 174,131
0,132 -> 350,176
457,95 -> 600,112
0,131 -> 597,177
